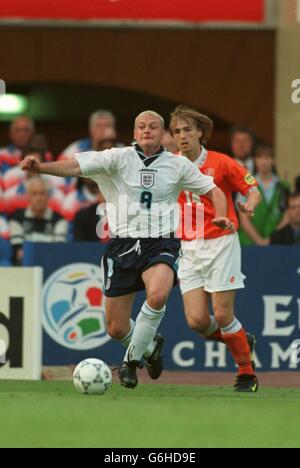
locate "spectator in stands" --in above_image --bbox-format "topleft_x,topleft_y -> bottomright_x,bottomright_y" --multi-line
0,116 -> 35,174
3,148 -> 64,216
0,187 -> 4,212
74,190 -> 107,242
3,147 -> 66,195
58,109 -> 120,160
62,134 -> 114,223
9,177 -> 68,265
238,145 -> 290,246
0,213 -> 9,241
31,133 -> 53,162
0,213 -> 12,266
230,126 -> 256,173
271,193 -> 300,244
61,178 -> 100,222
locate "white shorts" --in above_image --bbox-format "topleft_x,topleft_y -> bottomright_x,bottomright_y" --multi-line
178,232 -> 246,295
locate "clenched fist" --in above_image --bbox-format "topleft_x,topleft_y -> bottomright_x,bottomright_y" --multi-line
20,156 -> 41,174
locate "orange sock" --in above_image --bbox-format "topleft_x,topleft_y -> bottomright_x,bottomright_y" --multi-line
222,328 -> 254,375
205,330 -> 224,343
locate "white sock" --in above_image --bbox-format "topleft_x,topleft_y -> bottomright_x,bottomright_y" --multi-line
204,315 -> 219,337
220,317 -> 242,335
124,301 -> 166,363
119,318 -> 156,358
120,319 -> 135,348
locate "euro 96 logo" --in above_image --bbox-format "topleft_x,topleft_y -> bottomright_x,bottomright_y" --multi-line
0,79 -> 5,96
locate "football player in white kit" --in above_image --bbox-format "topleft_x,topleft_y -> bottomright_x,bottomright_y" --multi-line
21,110 -> 233,389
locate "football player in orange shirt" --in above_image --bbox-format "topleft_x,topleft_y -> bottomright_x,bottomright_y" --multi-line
170,106 -> 261,392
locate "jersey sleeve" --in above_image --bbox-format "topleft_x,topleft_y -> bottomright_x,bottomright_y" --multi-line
224,157 -> 258,195
75,148 -> 122,177
179,157 -> 216,195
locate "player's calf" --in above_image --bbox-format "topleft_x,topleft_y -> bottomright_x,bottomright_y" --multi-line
246,333 -> 256,372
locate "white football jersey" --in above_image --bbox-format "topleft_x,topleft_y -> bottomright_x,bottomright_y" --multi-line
76,146 -> 215,238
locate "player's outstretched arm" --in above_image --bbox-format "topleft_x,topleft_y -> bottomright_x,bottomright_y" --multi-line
207,187 -> 235,232
20,156 -> 82,178
207,187 -> 227,217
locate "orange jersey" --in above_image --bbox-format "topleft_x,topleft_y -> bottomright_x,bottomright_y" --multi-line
178,149 -> 257,240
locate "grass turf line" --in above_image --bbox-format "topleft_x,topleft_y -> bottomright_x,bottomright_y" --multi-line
0,381 -> 299,448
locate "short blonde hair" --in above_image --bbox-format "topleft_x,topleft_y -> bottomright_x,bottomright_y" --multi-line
170,105 -> 213,145
135,111 -> 165,129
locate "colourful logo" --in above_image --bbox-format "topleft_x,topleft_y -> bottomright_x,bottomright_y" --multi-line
43,263 -> 110,350
244,173 -> 256,186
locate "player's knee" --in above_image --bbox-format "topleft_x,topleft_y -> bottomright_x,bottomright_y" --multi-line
106,321 -> 127,341
213,303 -> 233,328
186,314 -> 209,334
147,291 -> 167,311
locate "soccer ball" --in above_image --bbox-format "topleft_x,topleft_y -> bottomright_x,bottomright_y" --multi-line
73,358 -> 112,395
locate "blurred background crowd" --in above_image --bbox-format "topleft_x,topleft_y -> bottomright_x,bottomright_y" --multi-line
1,109 -> 300,267
1,0 -> 300,266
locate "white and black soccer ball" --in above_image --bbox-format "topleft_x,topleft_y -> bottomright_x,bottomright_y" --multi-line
73,358 -> 112,395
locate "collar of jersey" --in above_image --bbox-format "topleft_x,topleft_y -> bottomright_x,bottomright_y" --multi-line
135,144 -> 165,162
179,146 -> 208,167
194,146 -> 208,167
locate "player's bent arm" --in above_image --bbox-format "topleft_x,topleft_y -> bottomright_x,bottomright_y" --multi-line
20,156 -> 82,177
206,187 -> 227,218
206,187 -> 235,231
238,187 -> 262,216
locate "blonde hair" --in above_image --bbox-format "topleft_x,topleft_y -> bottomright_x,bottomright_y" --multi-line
135,111 -> 165,129
170,105 -> 213,145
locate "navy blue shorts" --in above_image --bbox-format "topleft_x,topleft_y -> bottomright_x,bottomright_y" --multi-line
102,237 -> 181,297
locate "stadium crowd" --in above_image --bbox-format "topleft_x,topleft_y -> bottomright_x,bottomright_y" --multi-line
1,110 -> 300,266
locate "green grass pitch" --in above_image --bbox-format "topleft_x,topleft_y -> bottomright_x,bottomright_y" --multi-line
0,381 -> 299,448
